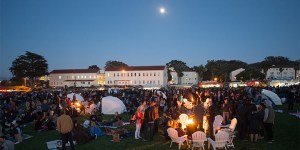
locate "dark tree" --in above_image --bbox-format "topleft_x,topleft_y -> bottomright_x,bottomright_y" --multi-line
166,60 -> 190,84
9,51 -> 48,87
203,60 -> 247,82
104,61 -> 128,70
236,69 -> 265,81
191,65 -> 205,81
88,65 -> 100,70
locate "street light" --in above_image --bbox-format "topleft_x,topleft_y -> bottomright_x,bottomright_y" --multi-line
214,77 -> 218,81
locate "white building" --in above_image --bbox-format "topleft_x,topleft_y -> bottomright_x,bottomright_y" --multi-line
266,65 -> 295,80
105,66 -> 168,87
170,71 -> 198,85
230,68 -> 245,81
49,69 -> 101,87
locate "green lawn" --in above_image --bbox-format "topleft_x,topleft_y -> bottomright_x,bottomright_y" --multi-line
16,103 -> 300,150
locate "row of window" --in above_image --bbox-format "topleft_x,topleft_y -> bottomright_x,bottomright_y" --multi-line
58,75 -> 97,80
106,80 -> 161,85
172,78 -> 197,81
50,81 -> 91,86
270,68 -> 293,71
108,72 -> 161,77
269,72 -> 294,75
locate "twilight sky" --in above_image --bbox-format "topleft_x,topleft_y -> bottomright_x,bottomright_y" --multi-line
1,0 -> 299,78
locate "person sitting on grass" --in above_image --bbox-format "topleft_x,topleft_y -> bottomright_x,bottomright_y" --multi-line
90,118 -> 103,139
72,120 -> 92,144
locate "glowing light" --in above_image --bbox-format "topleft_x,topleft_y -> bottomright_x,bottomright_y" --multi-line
160,7 -> 165,14
187,119 -> 194,124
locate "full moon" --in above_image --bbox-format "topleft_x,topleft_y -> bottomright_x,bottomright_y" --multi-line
160,7 -> 165,14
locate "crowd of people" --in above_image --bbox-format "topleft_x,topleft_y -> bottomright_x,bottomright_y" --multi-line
0,84 -> 299,149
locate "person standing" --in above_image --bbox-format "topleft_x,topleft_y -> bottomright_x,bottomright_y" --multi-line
143,100 -> 158,141
248,104 -> 260,143
263,100 -> 275,143
134,108 -> 143,139
206,100 -> 216,138
0,136 -> 15,150
287,89 -> 295,111
194,102 -> 205,131
57,109 -> 75,150
222,98 -> 231,124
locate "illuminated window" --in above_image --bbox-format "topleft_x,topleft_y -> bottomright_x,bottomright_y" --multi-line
89,76 -> 92,78
59,76 -> 61,79
94,76 -> 96,79
108,73 -> 110,77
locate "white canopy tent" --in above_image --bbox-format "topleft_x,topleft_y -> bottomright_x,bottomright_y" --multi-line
261,89 -> 282,105
102,96 -> 126,115
143,84 -> 161,90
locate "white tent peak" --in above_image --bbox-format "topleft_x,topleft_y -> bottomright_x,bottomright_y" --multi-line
102,96 -> 126,115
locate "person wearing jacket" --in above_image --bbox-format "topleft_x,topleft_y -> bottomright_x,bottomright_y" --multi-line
143,100 -> 158,141
263,100 -> 275,143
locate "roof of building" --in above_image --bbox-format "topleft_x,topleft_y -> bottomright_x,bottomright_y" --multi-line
105,66 -> 166,71
50,69 -> 100,74
269,65 -> 295,68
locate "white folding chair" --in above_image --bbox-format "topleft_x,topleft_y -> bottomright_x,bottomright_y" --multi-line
221,118 -> 237,148
167,128 -> 189,149
213,115 -> 223,136
192,131 -> 207,150
207,131 -> 229,150
179,114 -> 189,129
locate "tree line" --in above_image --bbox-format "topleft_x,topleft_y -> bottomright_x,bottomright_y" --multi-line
7,51 -> 300,87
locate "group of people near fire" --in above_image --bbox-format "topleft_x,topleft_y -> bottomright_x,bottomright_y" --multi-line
0,84 -> 298,150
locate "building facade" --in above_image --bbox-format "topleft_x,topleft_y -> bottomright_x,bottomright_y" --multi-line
105,66 -> 168,87
49,69 -> 101,87
266,66 -> 295,80
230,68 -> 245,81
170,71 -> 199,85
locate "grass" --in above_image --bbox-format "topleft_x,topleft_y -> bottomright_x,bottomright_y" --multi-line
15,103 -> 300,150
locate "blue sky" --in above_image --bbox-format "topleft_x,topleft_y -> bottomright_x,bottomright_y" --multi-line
1,0 -> 299,78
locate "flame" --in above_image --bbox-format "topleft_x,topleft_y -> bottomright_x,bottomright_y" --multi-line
75,102 -> 81,107
187,119 -> 194,124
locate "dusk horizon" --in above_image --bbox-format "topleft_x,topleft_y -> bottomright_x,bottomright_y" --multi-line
1,0 -> 299,79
